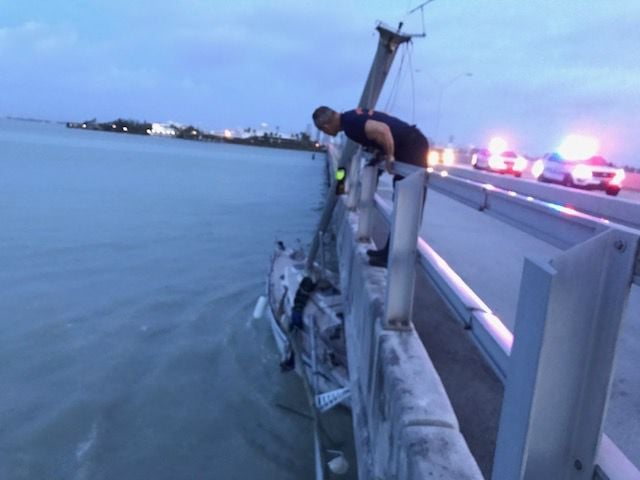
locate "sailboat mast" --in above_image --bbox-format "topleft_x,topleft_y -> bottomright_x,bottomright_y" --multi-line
359,25 -> 412,109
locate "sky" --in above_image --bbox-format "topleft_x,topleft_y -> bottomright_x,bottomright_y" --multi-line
2,0 -> 639,167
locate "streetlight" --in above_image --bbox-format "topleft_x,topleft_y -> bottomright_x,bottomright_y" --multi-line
433,72 -> 473,145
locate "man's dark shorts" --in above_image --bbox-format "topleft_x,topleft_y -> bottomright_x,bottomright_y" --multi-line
396,127 -> 429,168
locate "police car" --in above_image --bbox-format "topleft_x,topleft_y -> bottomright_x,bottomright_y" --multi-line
471,148 -> 528,177
532,153 -> 624,196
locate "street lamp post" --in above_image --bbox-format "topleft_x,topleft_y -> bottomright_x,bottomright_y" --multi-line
433,72 -> 472,145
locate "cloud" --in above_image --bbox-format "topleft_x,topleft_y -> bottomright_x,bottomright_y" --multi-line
2,1 -> 639,166
0,21 -> 77,54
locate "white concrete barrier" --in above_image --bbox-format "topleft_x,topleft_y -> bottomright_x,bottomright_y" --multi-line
437,164 -> 640,230
399,426 -> 486,479
334,201 -> 483,480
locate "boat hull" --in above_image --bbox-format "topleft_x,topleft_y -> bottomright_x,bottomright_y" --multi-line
265,243 -> 350,406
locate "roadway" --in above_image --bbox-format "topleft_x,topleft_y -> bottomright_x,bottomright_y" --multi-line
375,169 -> 640,470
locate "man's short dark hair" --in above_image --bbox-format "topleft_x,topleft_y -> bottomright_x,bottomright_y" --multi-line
312,106 -> 335,127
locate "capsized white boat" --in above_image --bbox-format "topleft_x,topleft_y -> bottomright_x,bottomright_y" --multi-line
265,241 -> 350,410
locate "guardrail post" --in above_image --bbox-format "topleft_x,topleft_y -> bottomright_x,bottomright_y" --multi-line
492,228 -> 639,480
346,149 -> 362,210
383,171 -> 426,330
357,165 -> 379,242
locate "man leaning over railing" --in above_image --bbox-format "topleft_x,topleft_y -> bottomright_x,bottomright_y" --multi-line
312,105 -> 430,267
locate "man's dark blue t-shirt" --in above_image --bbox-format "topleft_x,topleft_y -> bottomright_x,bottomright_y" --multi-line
340,108 -> 429,167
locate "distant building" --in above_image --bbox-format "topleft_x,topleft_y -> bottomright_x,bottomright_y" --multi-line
149,123 -> 177,136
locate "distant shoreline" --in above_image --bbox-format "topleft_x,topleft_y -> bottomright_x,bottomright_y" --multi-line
2,115 -> 325,154
4,115 -> 64,125
65,118 -> 325,154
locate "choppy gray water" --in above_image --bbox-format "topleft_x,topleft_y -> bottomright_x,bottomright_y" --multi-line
0,119 -> 345,479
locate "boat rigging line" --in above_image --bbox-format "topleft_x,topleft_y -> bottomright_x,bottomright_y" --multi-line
381,40 -> 417,125
407,41 -> 417,123
382,43 -> 408,113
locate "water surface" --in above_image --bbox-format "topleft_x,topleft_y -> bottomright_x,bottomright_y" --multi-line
0,119 -> 333,479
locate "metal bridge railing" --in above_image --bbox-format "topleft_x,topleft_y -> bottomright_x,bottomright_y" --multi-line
346,152 -> 640,480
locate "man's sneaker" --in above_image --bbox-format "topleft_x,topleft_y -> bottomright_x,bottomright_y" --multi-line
367,247 -> 388,258
368,255 -> 388,268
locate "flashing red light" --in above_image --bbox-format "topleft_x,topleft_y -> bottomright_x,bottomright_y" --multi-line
488,137 -> 508,154
558,134 -> 599,160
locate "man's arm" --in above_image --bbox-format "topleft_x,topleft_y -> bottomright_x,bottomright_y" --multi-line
364,119 -> 395,173
364,120 -> 394,156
